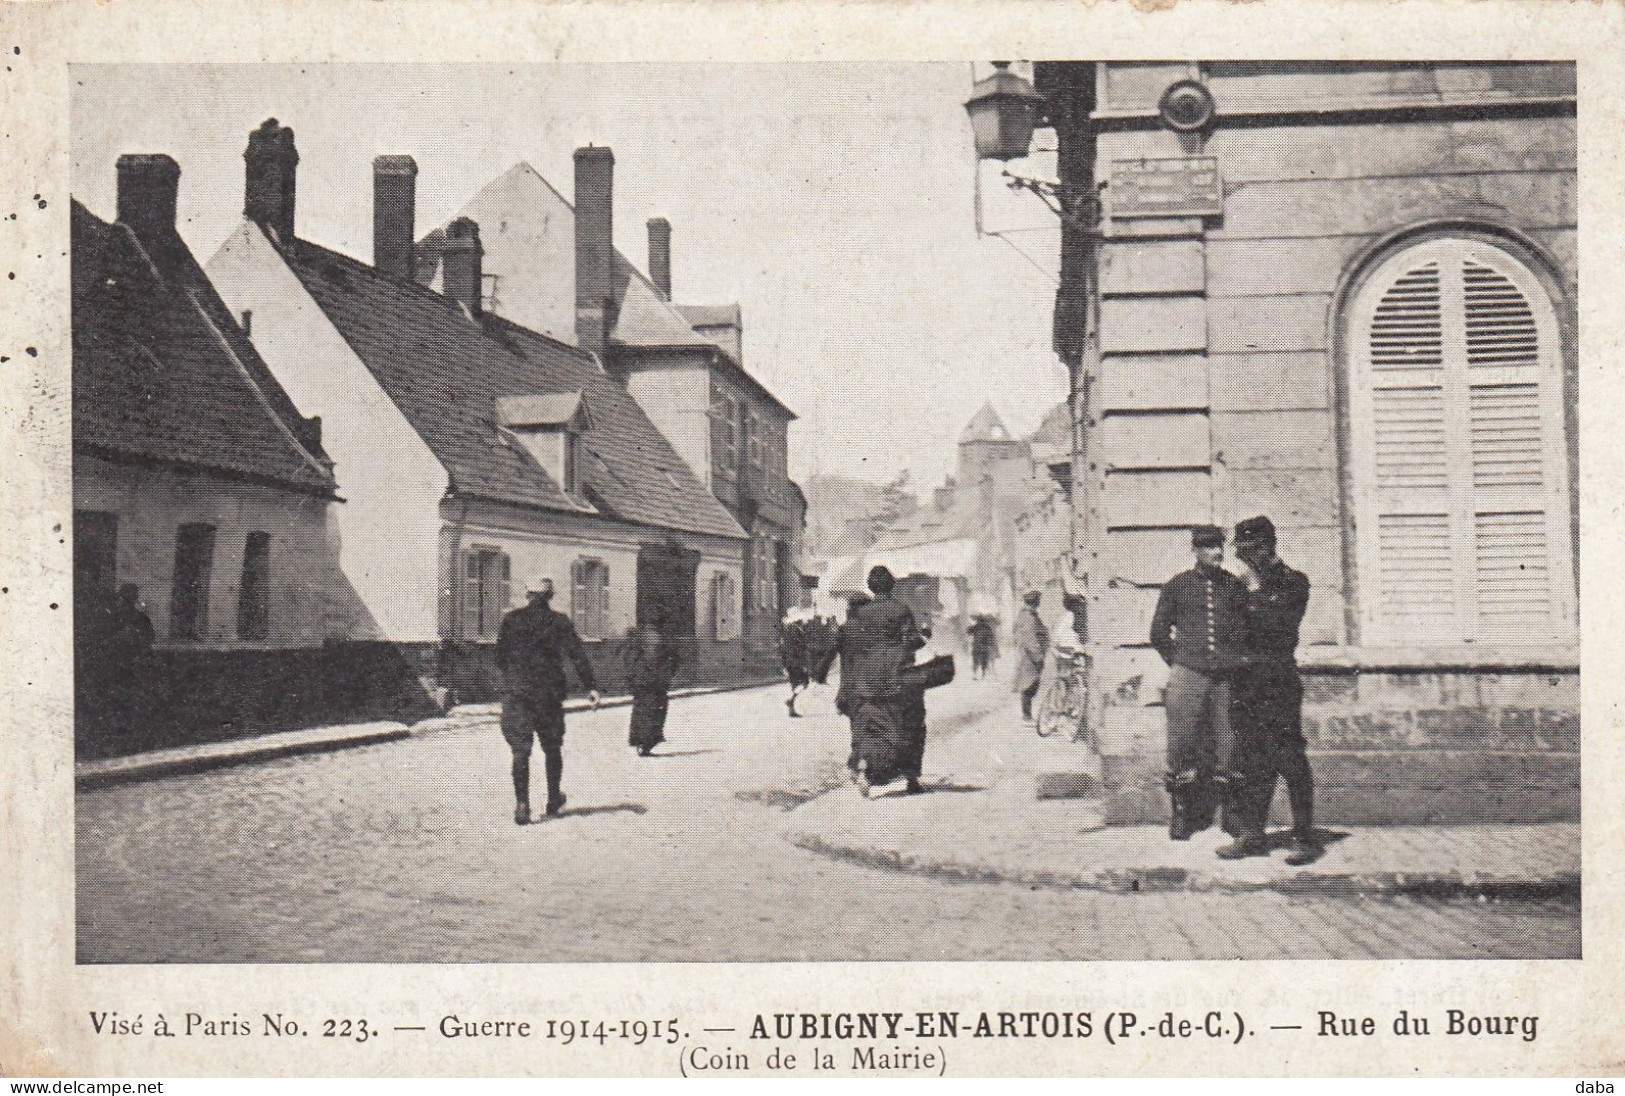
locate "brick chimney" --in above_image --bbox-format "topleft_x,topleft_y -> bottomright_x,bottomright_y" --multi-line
647,217 -> 672,301
244,118 -> 299,244
441,217 -> 484,316
573,145 -> 615,355
372,154 -> 417,280
116,154 -> 181,242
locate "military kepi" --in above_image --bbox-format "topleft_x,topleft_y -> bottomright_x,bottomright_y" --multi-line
1191,525 -> 1225,548
1233,515 -> 1276,545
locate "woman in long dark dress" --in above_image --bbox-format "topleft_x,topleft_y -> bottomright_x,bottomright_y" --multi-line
624,623 -> 680,756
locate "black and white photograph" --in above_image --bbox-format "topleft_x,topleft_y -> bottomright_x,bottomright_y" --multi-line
61,58 -> 1582,966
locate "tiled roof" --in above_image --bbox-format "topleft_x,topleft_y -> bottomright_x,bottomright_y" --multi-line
413,162 -> 793,418
71,201 -> 335,495
273,229 -> 745,541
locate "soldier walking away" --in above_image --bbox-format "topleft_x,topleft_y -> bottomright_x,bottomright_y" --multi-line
1217,516 -> 1321,865
835,566 -> 929,797
967,614 -> 999,679
495,575 -> 600,825
624,617 -> 680,756
1150,527 -> 1250,840
1012,590 -> 1049,721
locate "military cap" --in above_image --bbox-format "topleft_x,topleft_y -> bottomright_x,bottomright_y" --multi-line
1233,515 -> 1277,546
1191,525 -> 1225,548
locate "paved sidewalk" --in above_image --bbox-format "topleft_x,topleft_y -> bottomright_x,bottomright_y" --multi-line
76,676 -> 781,789
779,703 -> 1580,899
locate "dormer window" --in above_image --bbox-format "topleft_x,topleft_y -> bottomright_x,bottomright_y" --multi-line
496,391 -> 593,495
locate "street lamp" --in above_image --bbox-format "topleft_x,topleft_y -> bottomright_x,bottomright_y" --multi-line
965,62 -> 1105,235
964,62 -> 1047,162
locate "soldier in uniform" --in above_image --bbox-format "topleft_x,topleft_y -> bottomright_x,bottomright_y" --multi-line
495,575 -> 600,825
1218,516 -> 1320,865
1150,526 -> 1250,840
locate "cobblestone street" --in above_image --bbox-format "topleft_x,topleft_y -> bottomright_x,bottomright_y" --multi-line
77,678 -> 1579,963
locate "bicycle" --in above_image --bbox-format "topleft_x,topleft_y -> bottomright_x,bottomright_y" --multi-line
1035,647 -> 1089,740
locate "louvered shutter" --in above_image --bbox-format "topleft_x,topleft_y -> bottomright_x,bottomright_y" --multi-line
1351,240 -> 1572,644
461,551 -> 482,640
570,559 -> 587,633
596,563 -> 611,639
494,552 -> 511,635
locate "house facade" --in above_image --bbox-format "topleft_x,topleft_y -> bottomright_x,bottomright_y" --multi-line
1030,61 -> 1578,824
207,121 -> 749,701
413,151 -> 800,673
72,156 -> 416,756
837,405 -> 1056,651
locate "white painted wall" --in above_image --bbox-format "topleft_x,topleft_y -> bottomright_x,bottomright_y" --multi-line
444,503 -> 745,638
624,363 -> 713,488
207,221 -> 449,642
74,454 -> 371,646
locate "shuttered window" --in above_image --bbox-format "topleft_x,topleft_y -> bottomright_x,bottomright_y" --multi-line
571,558 -> 611,640
1349,239 -> 1573,645
462,548 -> 510,640
712,571 -> 739,642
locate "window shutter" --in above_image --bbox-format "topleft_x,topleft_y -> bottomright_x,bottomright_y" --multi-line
462,551 -> 481,640
593,563 -> 609,639
1352,240 -> 1573,645
496,552 -> 511,629
571,559 -> 587,631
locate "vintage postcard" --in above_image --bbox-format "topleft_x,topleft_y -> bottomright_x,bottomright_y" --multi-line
3,0 -> 1623,1079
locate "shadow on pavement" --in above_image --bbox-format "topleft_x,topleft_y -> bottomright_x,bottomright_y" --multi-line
551,802 -> 649,820
640,748 -> 721,759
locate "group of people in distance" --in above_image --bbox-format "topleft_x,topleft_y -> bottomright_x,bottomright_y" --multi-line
776,608 -> 839,717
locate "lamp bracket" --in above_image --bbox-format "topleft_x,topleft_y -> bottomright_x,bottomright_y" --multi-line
1003,171 -> 1108,235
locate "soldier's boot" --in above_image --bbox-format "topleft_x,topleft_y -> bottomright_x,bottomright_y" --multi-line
1281,763 -> 1321,865
1165,771 -> 1202,840
1215,773 -> 1268,858
543,748 -> 566,817
1216,772 -> 1243,838
511,756 -> 531,826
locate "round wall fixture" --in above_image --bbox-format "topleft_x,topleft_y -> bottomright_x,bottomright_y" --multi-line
1158,79 -> 1217,132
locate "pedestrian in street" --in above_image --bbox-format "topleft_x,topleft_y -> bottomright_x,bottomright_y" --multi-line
1217,515 -> 1321,865
835,566 -> 928,797
807,614 -> 839,686
83,584 -> 157,752
623,615 -> 680,757
968,615 -> 999,679
779,608 -> 812,717
1150,526 -> 1250,841
495,575 -> 600,825
1012,590 -> 1049,721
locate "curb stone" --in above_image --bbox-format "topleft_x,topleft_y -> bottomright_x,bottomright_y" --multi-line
76,677 -> 785,789
780,827 -> 1580,900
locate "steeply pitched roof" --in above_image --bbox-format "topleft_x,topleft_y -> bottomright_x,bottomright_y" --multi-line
959,402 -> 1013,444
414,162 -> 794,418
269,227 -> 745,541
71,200 -> 335,496
412,162 -> 709,350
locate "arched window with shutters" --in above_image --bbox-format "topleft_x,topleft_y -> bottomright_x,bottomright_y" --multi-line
1347,236 -> 1575,646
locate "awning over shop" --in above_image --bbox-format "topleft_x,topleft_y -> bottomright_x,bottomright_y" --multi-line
865,537 -> 980,582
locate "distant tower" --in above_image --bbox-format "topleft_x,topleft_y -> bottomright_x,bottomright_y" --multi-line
957,402 -> 1030,485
